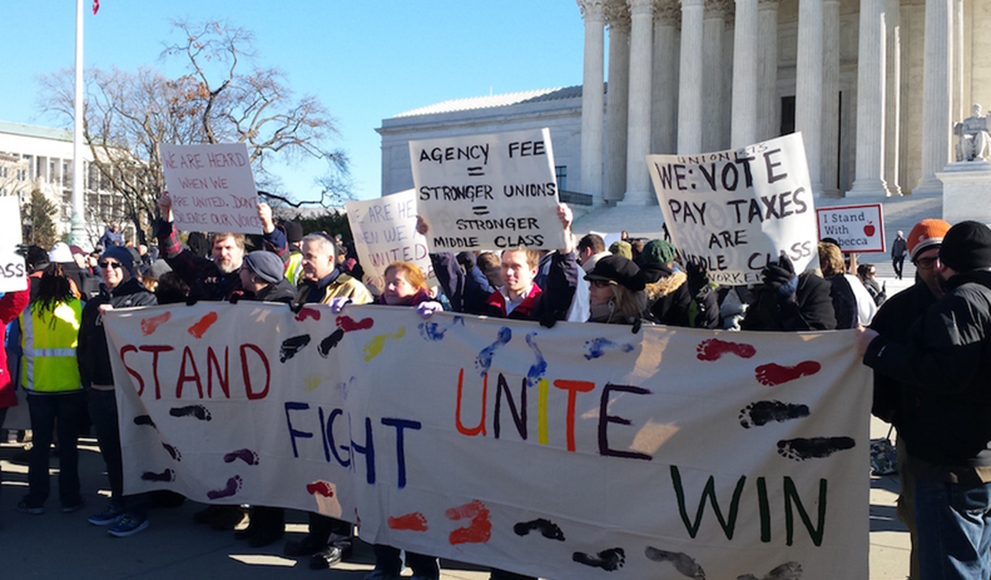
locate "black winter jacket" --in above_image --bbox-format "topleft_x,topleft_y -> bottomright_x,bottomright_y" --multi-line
78,278 -> 158,389
742,272 -> 837,331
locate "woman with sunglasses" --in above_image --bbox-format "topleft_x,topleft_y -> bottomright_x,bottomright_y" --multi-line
77,246 -> 158,536
585,255 -> 652,328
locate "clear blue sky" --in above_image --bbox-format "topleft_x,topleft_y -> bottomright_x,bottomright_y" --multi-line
2,1 -> 585,204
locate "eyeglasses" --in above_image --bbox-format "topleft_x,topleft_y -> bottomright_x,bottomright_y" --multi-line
915,256 -> 940,270
98,261 -> 124,270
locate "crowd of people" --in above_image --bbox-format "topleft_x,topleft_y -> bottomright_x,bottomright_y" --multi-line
1,196 -> 990,580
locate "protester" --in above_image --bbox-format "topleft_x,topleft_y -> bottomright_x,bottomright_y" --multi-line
868,218 -> 950,580
817,241 -> 876,329
585,254 -> 650,327
608,240 -> 632,261
18,263 -> 86,515
78,246 -> 158,537
742,254 -> 836,331
282,221 -> 305,286
476,251 -> 502,289
0,270 -> 30,523
857,220 -> 991,580
99,223 -> 124,249
857,263 -> 886,307
640,239 -> 719,329
891,230 -> 908,280
576,233 -> 610,274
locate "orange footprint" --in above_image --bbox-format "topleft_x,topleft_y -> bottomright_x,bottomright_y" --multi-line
140,311 -> 171,336
188,311 -> 219,339
389,512 -> 429,532
446,499 -> 491,545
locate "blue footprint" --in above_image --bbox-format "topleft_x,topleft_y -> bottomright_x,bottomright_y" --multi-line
418,316 -> 465,341
475,327 -> 512,375
525,333 -> 547,387
584,337 -> 635,360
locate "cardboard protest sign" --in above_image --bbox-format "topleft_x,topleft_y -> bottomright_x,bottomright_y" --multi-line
160,143 -> 262,234
816,203 -> 885,253
648,134 -> 819,286
107,302 -> 870,580
0,195 -> 27,292
346,190 -> 433,293
409,128 -> 566,252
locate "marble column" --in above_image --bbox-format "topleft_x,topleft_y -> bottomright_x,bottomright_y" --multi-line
821,0 -> 840,196
702,0 -> 727,152
914,0 -> 951,195
884,0 -> 902,196
848,0 -> 888,197
756,0 -> 779,140
730,0 -> 759,148
651,0 -> 680,156
677,0 -> 705,154
622,0 -> 655,206
578,0 -> 607,204
795,0 -> 824,195
954,0 -> 964,122
604,0 -> 631,204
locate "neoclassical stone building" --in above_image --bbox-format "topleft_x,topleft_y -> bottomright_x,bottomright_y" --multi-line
380,1 -> 990,230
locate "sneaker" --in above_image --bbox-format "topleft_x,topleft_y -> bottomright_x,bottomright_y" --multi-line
88,505 -> 124,526
308,544 -> 343,570
17,500 -> 44,515
108,513 -> 149,537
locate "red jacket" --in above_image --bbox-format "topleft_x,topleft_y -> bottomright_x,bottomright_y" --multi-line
0,288 -> 30,408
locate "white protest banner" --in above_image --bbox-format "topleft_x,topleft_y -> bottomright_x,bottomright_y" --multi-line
160,143 -> 262,234
346,190 -> 433,292
0,195 -> 27,292
409,128 -> 566,252
816,203 -> 885,253
106,303 -> 870,580
648,134 -> 819,286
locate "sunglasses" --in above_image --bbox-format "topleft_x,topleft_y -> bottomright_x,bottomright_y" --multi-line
98,261 -> 124,270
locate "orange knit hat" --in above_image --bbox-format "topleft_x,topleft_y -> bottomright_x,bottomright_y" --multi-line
907,219 -> 951,261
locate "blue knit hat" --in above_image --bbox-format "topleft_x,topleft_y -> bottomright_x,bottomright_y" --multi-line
101,245 -> 135,276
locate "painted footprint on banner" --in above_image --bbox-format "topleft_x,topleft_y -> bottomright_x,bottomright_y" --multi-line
363,327 -> 406,361
737,561 -> 803,580
295,307 -> 321,322
475,327 -> 512,375
224,448 -> 260,465
696,338 -> 756,361
169,404 -> 212,421
645,546 -> 706,579
525,333 -> 547,387
573,547 -> 625,571
336,315 -> 374,332
306,480 -> 342,518
140,311 -> 170,336
755,361 -> 821,386
513,518 -> 565,541
318,328 -> 346,357
162,442 -> 182,461
584,337 -> 635,360
133,415 -> 157,429
206,475 -> 242,500
281,334 -> 311,362
388,512 -> 429,532
188,311 -> 219,338
739,401 -> 810,428
141,468 -> 175,482
303,375 -> 322,392
446,499 -> 492,545
418,316 -> 464,341
777,437 -> 855,461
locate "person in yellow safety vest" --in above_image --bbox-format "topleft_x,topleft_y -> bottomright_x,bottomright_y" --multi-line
283,221 -> 304,286
17,262 -> 86,515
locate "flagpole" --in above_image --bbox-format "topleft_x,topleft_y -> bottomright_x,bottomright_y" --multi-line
69,0 -> 87,245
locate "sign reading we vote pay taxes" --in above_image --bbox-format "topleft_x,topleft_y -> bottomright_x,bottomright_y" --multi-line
410,128 -> 566,252
160,143 -> 263,235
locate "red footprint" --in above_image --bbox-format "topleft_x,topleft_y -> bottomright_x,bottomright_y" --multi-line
336,315 -> 374,332
756,361 -> 821,386
389,512 -> 429,532
306,481 -> 334,497
187,311 -> 218,339
696,338 -> 756,361
446,499 -> 491,545
141,311 -> 171,336
295,307 -> 321,322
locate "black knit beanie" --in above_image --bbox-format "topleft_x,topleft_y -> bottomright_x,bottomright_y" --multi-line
939,221 -> 991,272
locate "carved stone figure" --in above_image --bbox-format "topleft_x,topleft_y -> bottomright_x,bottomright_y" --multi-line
955,103 -> 991,162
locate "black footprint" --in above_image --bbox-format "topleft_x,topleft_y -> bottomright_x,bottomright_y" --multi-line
777,437 -> 855,461
162,442 -> 182,461
318,328 -> 346,358
645,546 -> 706,579
739,401 -> 810,428
133,414 -> 157,428
737,561 -> 803,580
573,548 -> 625,571
513,518 -> 565,541
169,405 -> 211,421
280,334 -> 311,363
141,468 -> 175,482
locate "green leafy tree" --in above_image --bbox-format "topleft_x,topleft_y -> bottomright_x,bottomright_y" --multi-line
23,188 -> 59,249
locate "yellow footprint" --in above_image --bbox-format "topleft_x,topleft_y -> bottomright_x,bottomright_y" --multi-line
304,375 -> 322,392
363,327 -> 405,361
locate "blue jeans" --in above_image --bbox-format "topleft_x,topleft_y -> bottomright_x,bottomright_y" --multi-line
915,475 -> 991,580
25,391 -> 86,508
88,388 -> 146,516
